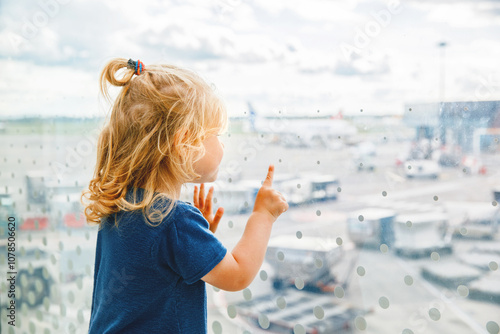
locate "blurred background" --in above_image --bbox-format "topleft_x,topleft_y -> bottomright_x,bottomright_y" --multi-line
1,0 -> 500,333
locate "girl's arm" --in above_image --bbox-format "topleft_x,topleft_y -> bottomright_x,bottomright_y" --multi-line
201,165 -> 288,291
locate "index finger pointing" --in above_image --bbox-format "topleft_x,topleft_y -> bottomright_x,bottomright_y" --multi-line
262,164 -> 274,187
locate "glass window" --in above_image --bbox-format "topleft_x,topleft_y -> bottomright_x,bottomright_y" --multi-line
1,1 -> 499,333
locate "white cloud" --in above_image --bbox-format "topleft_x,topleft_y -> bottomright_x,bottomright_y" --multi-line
412,0 -> 500,27
0,59 -> 98,117
251,0 -> 361,22
1,0 -> 500,117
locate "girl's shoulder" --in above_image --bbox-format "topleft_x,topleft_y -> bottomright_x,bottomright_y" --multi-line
172,200 -> 204,219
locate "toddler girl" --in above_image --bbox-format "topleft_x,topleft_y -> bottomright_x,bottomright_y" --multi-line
82,58 -> 288,333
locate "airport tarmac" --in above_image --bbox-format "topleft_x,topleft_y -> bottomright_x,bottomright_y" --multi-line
1,130 -> 500,333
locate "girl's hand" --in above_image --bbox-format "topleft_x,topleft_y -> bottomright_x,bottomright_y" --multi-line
193,183 -> 224,233
253,165 -> 288,222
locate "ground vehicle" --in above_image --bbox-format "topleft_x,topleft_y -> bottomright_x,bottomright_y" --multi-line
181,181 -> 259,214
347,208 -> 397,248
445,201 -> 499,239
234,235 -> 366,333
394,212 -> 453,257
352,141 -> 377,172
182,173 -> 339,212
276,174 -> 339,206
50,192 -> 89,228
404,159 -> 440,178
265,235 -> 345,292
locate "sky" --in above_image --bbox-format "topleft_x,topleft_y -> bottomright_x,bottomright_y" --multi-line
1,0 -> 500,118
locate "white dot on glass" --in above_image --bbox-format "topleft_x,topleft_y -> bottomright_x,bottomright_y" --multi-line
313,305 -> 324,319
276,296 -> 287,309
402,329 -> 415,334
60,304 -> 66,317
29,322 -> 36,334
227,305 -> 237,319
277,251 -> 285,261
406,220 -> 412,228
68,291 -> 75,304
489,261 -> 498,271
337,187 -> 342,192
260,270 -> 268,281
433,195 -> 439,201
404,275 -> 414,286
486,321 -> 499,334
382,191 -> 387,197
380,244 -> 389,253
336,237 -> 343,246
28,291 -> 36,305
429,308 -> 441,321
315,258 -> 323,268
334,286 -> 345,298
295,278 -> 305,290
460,227 -> 468,235
431,252 -> 440,261
243,288 -> 252,301
258,314 -> 270,329
228,220 -> 233,228
357,266 -> 366,276
293,324 -> 306,334
457,285 -> 469,297
296,231 -> 303,239
212,320 -> 222,334
78,309 -> 85,324
358,215 -> 364,222
379,296 -> 390,309
492,201 -> 498,207
355,316 -> 367,330
316,210 -> 321,216
43,297 -> 50,311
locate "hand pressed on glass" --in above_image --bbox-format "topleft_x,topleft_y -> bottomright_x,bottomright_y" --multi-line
193,183 -> 224,233
201,164 -> 289,291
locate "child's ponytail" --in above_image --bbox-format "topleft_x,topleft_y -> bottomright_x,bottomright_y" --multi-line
99,58 -> 136,101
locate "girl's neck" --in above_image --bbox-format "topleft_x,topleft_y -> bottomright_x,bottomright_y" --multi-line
156,182 -> 183,199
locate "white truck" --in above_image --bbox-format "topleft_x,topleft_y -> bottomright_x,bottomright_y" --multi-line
234,235 -> 368,333
393,212 -> 453,257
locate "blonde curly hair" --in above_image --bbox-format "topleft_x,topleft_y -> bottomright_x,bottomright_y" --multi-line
81,58 -> 227,227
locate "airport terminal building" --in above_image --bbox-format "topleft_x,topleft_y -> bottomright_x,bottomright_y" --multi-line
403,100 -> 500,154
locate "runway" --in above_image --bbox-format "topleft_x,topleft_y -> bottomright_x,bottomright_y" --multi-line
0,127 -> 499,333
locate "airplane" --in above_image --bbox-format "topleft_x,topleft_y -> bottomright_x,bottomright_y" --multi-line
245,102 -> 358,148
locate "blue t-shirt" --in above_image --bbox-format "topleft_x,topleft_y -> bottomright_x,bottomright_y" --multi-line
88,187 -> 227,333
